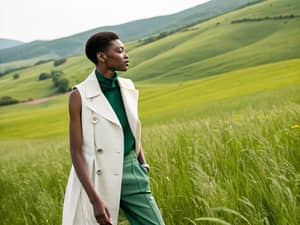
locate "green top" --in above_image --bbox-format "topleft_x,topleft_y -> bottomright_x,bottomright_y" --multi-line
95,69 -> 135,156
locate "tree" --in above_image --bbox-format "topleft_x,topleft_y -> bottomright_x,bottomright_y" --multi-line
0,96 -> 19,106
57,78 -> 69,93
51,70 -> 63,87
38,72 -> 51,80
53,58 -> 67,67
52,75 -> 60,87
13,73 -> 20,80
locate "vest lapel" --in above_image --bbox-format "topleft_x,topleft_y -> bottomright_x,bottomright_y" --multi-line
118,77 -> 139,140
83,70 -> 139,138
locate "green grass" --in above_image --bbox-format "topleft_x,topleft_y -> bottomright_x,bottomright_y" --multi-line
0,58 -> 298,140
0,55 -> 54,74
0,57 -> 299,225
137,58 -> 300,125
127,0 -> 300,82
0,138 -> 70,225
0,1 -> 299,224
144,102 -> 300,225
0,101 -> 299,225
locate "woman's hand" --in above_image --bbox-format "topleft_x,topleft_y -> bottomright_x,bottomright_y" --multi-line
141,163 -> 150,172
92,197 -> 113,225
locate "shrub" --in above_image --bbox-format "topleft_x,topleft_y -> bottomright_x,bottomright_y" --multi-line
56,78 -> 69,93
0,96 -> 19,106
51,70 -> 63,77
53,58 -> 67,67
51,70 -> 63,87
13,73 -> 20,80
49,70 -> 69,92
38,73 -> 51,80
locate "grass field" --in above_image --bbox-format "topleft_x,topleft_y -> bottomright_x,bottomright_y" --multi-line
0,0 -> 299,224
0,56 -> 299,224
0,99 -> 299,225
0,58 -> 299,139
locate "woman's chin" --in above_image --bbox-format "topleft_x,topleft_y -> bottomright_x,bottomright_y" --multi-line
120,67 -> 129,72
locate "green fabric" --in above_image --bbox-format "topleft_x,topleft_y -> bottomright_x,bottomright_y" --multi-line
120,150 -> 166,225
95,69 -> 135,156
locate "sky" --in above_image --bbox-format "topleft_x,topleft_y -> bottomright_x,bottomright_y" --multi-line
1,0 -> 210,43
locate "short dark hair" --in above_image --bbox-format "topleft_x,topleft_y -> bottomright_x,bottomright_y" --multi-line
85,31 -> 120,65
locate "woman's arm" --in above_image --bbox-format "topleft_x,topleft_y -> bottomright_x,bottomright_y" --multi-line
68,89 -> 112,224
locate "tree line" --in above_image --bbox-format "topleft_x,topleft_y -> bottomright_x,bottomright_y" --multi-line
231,14 -> 299,24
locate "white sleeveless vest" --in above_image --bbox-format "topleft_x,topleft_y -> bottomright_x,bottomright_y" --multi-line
62,69 -> 142,225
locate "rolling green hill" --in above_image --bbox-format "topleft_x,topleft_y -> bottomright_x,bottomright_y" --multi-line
127,0 -> 300,82
0,0 -> 299,102
0,0 -> 260,65
0,58 -> 299,139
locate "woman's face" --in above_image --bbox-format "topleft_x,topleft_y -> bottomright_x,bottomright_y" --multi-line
101,39 -> 129,72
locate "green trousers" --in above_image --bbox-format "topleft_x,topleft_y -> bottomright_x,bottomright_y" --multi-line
119,150 -> 166,225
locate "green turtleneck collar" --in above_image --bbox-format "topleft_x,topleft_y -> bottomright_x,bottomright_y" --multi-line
95,69 -> 119,92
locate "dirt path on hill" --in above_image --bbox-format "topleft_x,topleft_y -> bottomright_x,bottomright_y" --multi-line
21,91 -> 70,105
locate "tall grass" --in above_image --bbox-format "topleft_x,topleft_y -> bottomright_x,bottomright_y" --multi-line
1,102 -> 299,225
0,139 -> 69,225
143,102 -> 300,225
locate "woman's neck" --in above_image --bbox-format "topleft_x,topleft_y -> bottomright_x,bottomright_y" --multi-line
96,65 -> 114,79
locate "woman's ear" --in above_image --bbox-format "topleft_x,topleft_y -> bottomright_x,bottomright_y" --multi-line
97,52 -> 106,63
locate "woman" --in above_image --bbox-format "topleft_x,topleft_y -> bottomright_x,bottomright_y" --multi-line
62,31 -> 166,225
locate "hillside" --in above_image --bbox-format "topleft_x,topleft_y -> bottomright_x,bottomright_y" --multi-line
0,57 -> 299,139
127,0 -> 300,82
0,38 -> 24,50
0,0 -> 259,65
0,0 -> 299,102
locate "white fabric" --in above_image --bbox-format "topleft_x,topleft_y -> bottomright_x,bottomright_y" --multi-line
62,69 -> 142,225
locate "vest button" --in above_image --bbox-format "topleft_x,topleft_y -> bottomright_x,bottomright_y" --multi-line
91,116 -> 98,123
96,169 -> 102,175
97,148 -> 103,153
